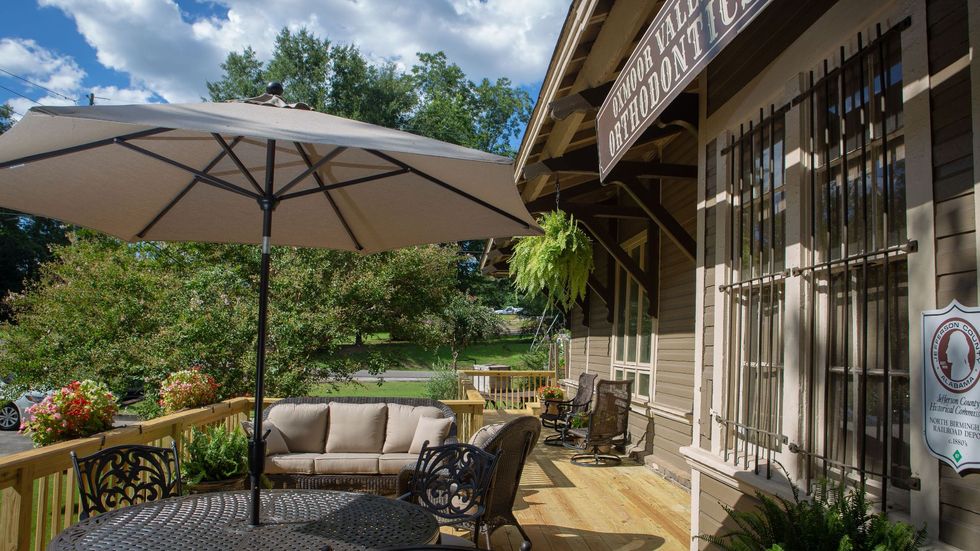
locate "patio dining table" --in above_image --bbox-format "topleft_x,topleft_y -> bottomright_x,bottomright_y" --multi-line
47,489 -> 440,551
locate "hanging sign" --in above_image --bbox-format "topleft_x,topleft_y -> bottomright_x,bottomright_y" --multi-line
596,0 -> 772,180
922,300 -> 980,473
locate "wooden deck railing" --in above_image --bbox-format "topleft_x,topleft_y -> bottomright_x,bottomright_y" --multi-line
0,396 -> 484,551
457,369 -> 555,410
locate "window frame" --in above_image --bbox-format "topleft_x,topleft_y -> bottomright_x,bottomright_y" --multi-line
611,230 -> 657,401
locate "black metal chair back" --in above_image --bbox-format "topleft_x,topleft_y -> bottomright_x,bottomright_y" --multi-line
588,379 -> 632,441
403,442 -> 500,538
477,415 -> 541,551
569,372 -> 597,410
71,443 -> 181,520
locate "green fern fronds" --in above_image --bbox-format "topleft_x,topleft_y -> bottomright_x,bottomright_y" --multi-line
509,210 -> 594,310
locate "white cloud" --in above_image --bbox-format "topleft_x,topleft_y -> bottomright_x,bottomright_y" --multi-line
0,37 -> 155,118
38,0 -> 567,104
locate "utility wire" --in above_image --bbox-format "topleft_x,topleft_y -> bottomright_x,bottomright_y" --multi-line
0,67 -> 78,104
0,83 -> 45,106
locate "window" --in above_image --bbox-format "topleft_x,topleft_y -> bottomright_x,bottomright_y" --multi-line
800,29 -> 910,511
613,234 -> 655,400
721,109 -> 787,470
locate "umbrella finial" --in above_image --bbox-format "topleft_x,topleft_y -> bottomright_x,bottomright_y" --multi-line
266,82 -> 284,96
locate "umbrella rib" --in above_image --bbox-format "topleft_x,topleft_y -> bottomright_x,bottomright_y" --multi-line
277,168 -> 409,201
136,136 -> 245,239
211,133 -> 264,195
273,146 -> 347,199
0,127 -> 172,170
364,149 -> 531,230
292,142 -> 363,251
114,140 -> 261,201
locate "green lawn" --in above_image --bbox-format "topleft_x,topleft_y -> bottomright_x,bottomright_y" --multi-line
311,380 -> 428,398
314,335 -> 535,371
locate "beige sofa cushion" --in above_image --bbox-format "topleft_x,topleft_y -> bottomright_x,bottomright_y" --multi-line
265,453 -> 318,474
325,403 -> 388,453
383,404 -> 444,453
314,453 -> 380,474
266,403 -> 329,453
408,416 -> 453,453
379,453 -> 419,475
240,420 -> 290,455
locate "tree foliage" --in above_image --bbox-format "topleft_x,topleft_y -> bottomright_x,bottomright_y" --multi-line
0,233 -> 457,398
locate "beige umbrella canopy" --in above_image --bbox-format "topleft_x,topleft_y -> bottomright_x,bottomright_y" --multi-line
0,86 -> 540,525
0,92 -> 538,252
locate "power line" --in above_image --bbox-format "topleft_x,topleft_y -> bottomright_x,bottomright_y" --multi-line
0,83 -> 45,106
0,67 -> 78,104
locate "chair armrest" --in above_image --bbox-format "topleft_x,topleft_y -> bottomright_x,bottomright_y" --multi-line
396,464 -> 416,497
543,398 -> 573,407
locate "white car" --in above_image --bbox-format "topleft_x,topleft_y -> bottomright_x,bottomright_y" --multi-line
0,378 -> 47,431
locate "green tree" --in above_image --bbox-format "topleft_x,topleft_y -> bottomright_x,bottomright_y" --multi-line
264,28 -> 331,110
0,104 -> 12,132
414,294 -> 502,370
205,47 -> 265,101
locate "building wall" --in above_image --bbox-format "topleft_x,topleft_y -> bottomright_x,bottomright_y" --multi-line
683,0 -> 980,549
925,0 -> 980,547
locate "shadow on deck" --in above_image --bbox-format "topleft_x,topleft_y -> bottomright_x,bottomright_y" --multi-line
451,411 -> 692,551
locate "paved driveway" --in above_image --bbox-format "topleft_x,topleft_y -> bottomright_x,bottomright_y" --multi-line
0,429 -> 32,456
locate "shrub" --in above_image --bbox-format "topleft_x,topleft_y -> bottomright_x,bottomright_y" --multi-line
21,380 -> 118,446
424,363 -> 460,400
159,366 -> 220,413
697,477 -> 925,551
181,425 -> 249,485
130,396 -> 164,420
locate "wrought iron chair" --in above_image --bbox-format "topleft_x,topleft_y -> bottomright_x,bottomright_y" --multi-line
568,379 -> 633,466
541,372 -> 597,446
398,442 -> 501,545
475,415 -> 541,551
71,443 -> 182,520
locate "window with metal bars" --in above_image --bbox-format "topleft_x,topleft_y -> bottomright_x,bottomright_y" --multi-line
798,24 -> 912,512
720,108 -> 787,470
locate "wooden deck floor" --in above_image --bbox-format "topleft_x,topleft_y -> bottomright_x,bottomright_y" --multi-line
447,411 -> 691,551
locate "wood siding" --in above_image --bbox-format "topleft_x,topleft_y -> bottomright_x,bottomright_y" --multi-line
701,140 -> 718,450
697,474 -> 762,551
927,1 -> 980,547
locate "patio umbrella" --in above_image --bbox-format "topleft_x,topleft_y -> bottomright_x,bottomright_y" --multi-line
0,84 -> 539,525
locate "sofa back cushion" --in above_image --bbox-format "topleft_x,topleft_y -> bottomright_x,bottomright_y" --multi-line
409,416 -> 454,454
383,404 -> 444,453
325,402 -> 388,453
266,403 -> 329,453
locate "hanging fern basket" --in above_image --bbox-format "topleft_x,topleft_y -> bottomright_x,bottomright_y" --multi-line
508,210 -> 594,310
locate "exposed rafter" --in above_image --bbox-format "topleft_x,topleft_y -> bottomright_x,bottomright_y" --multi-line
613,179 -> 696,262
548,81 -> 614,121
523,145 -> 697,181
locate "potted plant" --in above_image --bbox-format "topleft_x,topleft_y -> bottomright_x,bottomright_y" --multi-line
509,210 -> 594,310
20,380 -> 117,447
181,424 -> 249,493
159,366 -> 220,414
538,385 -> 564,414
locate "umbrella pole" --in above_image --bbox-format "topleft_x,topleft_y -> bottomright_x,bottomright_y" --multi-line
249,140 -> 277,526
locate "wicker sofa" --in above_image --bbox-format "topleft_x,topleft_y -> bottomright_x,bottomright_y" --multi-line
258,397 -> 457,495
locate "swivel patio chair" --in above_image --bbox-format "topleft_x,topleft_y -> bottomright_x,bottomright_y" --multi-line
471,415 -> 541,551
541,372 -> 596,446
568,379 -> 633,466
398,442 -> 501,546
71,443 -> 182,520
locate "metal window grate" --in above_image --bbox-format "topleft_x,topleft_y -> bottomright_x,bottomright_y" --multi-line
798,24 -> 913,511
720,106 -> 787,479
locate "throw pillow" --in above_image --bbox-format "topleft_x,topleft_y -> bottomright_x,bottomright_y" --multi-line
383,404 -> 443,453
240,420 -> 290,455
408,416 -> 453,454
468,422 -> 506,449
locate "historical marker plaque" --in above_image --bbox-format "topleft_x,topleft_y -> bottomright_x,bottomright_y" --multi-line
922,300 -> 980,473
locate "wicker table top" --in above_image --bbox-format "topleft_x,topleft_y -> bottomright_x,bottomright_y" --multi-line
48,489 -> 439,551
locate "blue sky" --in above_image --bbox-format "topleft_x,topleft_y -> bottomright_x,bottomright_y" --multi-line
1,0 -> 564,119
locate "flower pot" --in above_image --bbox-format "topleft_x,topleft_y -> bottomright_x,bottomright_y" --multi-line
187,476 -> 246,494
527,401 -> 542,416
544,402 -> 559,415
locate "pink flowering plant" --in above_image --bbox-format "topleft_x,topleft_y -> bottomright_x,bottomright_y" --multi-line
159,366 -> 220,413
537,385 -> 564,401
21,380 -> 118,447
